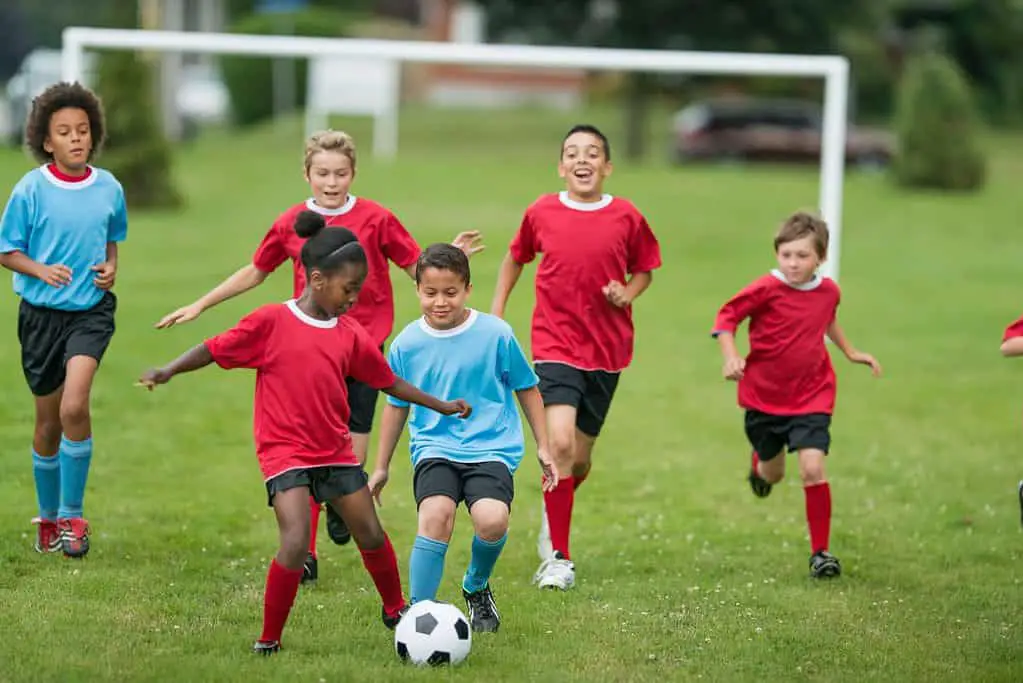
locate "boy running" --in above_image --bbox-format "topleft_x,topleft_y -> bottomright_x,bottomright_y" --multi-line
998,315 -> 1023,526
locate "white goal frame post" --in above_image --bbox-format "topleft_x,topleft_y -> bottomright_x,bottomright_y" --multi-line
61,27 -> 850,281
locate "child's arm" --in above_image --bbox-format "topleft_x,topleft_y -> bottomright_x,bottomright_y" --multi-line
0,251 -> 72,287
827,320 -> 882,376
604,272 -> 653,308
91,242 -> 118,290
380,378 -> 472,418
515,386 -> 558,491
715,332 -> 746,381
712,281 -> 766,381
491,252 -> 525,318
0,191 -> 72,286
367,403 -> 410,505
1001,338 -> 1023,357
156,264 -> 269,328
137,343 -> 215,388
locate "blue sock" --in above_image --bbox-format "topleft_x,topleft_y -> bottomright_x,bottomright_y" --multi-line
409,535 -> 448,604
462,533 -> 508,594
58,435 -> 93,519
32,450 -> 60,521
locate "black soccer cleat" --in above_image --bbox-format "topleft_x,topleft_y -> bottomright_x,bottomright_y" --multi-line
748,468 -> 773,498
252,640 -> 280,655
809,550 -> 842,579
463,584 -> 501,633
325,504 -> 352,546
382,603 -> 409,630
301,553 -> 318,584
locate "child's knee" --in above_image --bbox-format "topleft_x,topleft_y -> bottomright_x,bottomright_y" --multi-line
59,395 -> 90,429
33,415 -> 62,446
278,529 -> 310,567
418,497 -> 456,541
470,501 -> 509,541
797,450 -> 827,485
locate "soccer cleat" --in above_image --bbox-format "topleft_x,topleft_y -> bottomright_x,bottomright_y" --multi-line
533,551 -> 576,591
252,640 -> 280,655
382,603 -> 409,630
325,504 -> 351,546
748,451 -> 772,498
537,502 -> 553,561
463,584 -> 501,633
301,553 -> 318,584
809,550 -> 842,579
32,517 -> 62,553
58,518 -> 90,558
1017,480 -> 1022,528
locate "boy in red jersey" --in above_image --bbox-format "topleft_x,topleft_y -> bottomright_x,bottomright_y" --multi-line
491,124 -> 662,590
139,214 -> 471,654
712,212 -> 881,579
155,130 -> 482,582
998,315 -> 1023,526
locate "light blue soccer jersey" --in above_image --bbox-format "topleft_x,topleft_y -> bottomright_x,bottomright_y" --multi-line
387,309 -> 539,472
0,165 -> 128,311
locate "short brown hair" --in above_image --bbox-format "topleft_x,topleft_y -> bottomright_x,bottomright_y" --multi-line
304,129 -> 356,172
24,82 -> 106,164
774,211 -> 829,258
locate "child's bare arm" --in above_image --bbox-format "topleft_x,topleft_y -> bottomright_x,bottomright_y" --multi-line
827,320 -> 882,375
604,271 -> 653,308
715,332 -> 746,380
368,404 -> 410,504
515,386 -> 558,491
491,252 -> 524,318
138,343 -> 215,388
1001,338 -> 1023,357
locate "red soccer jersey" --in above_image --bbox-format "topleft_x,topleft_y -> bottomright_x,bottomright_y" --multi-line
205,301 -> 397,480
509,192 -> 662,372
251,197 -> 421,346
1004,316 -> 1023,341
713,270 -> 841,416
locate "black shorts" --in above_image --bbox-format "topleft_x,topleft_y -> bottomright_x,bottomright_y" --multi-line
744,410 -> 832,461
17,292 -> 117,397
413,459 -> 514,510
535,361 -> 620,437
346,344 -> 384,434
265,465 -> 368,507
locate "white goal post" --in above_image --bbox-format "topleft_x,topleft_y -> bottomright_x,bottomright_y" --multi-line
61,27 -> 850,281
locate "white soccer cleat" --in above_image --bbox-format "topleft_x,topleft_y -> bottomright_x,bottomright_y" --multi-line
537,502 -> 553,561
533,552 -> 575,591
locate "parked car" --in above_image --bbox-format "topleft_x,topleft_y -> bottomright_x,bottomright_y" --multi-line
670,98 -> 894,168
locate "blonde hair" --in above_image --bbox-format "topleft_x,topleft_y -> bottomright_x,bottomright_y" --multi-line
303,129 -> 357,171
774,211 -> 829,258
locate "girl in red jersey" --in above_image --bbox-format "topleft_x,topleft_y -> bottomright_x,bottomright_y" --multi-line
154,130 -> 482,581
998,316 -> 1023,526
712,212 -> 881,579
139,213 -> 471,654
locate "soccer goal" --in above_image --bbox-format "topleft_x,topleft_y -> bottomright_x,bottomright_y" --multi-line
61,27 -> 850,280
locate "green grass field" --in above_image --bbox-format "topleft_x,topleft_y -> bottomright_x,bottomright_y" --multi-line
0,108 -> 1021,682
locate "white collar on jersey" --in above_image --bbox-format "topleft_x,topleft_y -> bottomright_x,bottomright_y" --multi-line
558,191 -> 613,212
39,164 -> 98,190
305,194 -> 357,216
771,268 -> 824,291
417,308 -> 479,338
285,299 -> 338,328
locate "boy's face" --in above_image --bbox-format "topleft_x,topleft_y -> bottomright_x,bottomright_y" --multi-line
558,132 -> 612,201
305,151 -> 355,210
310,262 -> 366,317
44,107 -> 92,174
775,235 -> 824,285
417,267 -> 471,330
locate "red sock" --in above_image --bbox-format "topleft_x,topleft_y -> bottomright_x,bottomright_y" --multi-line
308,496 -> 320,558
544,475 -> 575,559
804,482 -> 832,554
260,558 -> 304,643
573,468 -> 589,491
751,451 -> 761,477
359,533 -> 406,617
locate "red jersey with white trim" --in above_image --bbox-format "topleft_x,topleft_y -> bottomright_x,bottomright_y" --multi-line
1004,315 -> 1023,341
713,271 -> 841,416
204,301 -> 397,480
509,192 -> 662,372
251,197 -> 420,346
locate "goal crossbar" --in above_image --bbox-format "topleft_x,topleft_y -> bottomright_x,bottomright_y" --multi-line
61,27 -> 849,280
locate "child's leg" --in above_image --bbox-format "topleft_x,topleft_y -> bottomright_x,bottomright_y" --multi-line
411,495 -> 457,603
463,499 -> 509,593
797,448 -> 831,554
56,355 -> 100,557
259,485 -> 311,648
544,404 -> 579,559
31,390 -> 63,552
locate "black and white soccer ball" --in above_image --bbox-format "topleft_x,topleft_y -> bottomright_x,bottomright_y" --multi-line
394,600 -> 471,666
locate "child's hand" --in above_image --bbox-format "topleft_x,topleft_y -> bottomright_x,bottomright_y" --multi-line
136,368 -> 172,390
368,469 -> 389,506
91,261 -> 116,290
723,356 -> 745,381
38,264 -> 72,288
537,447 -> 559,492
848,350 -> 882,376
441,399 -> 472,418
155,303 -> 204,329
602,280 -> 632,308
452,230 -> 485,257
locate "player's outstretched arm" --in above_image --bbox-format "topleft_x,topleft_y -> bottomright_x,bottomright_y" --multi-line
155,264 -> 269,329
515,386 -> 558,491
137,343 -> 215,389
382,378 -> 472,418
1002,338 -> 1023,356
368,404 -> 410,505
826,320 -> 882,376
491,252 -> 524,318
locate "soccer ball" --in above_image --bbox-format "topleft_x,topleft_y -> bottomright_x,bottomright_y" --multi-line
394,600 -> 472,666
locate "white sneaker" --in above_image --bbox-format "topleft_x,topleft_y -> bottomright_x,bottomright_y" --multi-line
537,502 -> 553,561
533,552 -> 575,590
